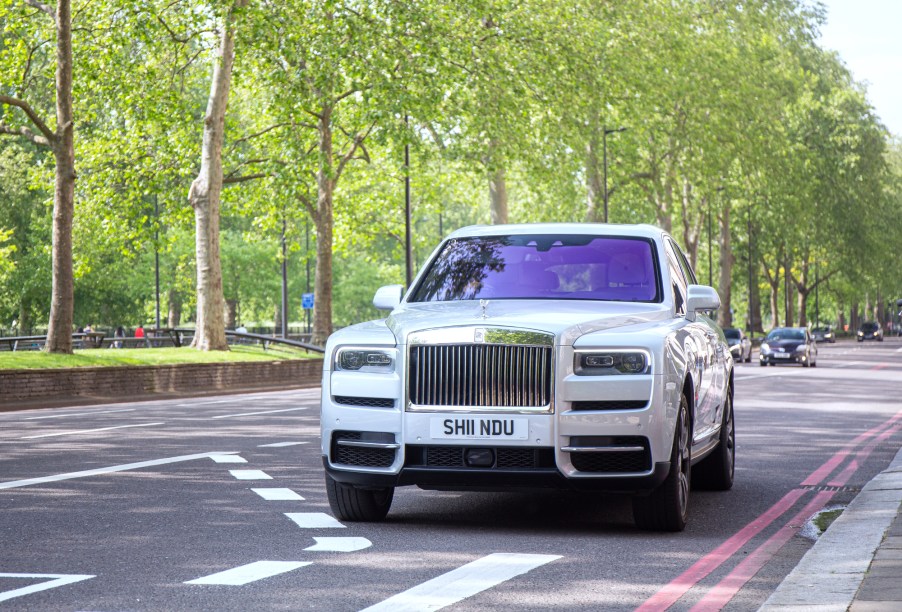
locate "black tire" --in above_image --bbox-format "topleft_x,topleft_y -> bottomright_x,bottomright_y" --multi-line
760,360 -> 767,367
745,351 -> 752,363
325,473 -> 394,522
633,394 -> 691,532
693,391 -> 735,491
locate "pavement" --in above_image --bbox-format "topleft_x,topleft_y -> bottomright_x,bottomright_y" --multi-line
760,445 -> 902,611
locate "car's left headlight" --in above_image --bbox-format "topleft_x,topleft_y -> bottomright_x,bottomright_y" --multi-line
761,342 -> 771,353
575,350 -> 651,375
334,347 -> 396,372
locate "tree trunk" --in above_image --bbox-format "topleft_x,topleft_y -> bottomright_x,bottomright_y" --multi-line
225,299 -> 238,329
489,166 -> 508,224
585,132 -> 603,222
311,106 -> 335,347
167,290 -> 182,328
189,1 -> 243,351
766,265 -> 780,329
749,265 -> 763,335
716,205 -> 733,328
45,0 -> 75,354
783,256 -> 793,326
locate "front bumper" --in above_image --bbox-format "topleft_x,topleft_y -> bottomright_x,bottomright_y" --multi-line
759,352 -> 806,365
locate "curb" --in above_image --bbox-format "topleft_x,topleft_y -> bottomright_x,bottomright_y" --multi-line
759,446 -> 902,611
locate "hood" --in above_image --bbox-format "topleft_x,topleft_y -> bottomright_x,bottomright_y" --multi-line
765,339 -> 804,351
384,299 -> 672,345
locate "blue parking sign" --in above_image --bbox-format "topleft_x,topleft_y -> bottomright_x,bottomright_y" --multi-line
302,293 -> 315,309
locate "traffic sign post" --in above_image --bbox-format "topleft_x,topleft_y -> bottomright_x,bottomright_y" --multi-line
302,293 -> 314,335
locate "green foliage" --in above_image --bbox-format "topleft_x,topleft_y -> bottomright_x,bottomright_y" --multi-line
2,0 -> 899,336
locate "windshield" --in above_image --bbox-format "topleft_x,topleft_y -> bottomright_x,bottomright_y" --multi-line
723,329 -> 741,340
766,328 -> 805,341
861,322 -> 879,332
410,235 -> 661,303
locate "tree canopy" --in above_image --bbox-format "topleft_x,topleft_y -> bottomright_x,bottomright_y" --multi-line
2,0 -> 899,344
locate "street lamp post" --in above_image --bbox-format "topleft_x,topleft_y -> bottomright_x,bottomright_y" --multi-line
602,126 -> 627,223
280,216 -> 288,339
747,204 -> 753,338
404,115 -> 412,288
154,194 -> 161,330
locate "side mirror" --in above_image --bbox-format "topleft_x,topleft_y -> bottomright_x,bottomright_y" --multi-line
686,284 -> 721,322
373,284 -> 404,311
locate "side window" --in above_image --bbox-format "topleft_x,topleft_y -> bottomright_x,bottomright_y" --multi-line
673,243 -> 698,286
664,241 -> 688,317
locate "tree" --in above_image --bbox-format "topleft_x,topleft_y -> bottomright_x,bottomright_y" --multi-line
1,0 -> 76,352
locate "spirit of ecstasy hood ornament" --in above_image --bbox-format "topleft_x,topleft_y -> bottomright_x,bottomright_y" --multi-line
479,299 -> 489,319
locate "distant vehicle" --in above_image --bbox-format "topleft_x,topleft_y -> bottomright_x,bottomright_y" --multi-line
857,322 -> 883,342
812,325 -> 836,343
759,327 -> 817,367
724,328 -> 752,362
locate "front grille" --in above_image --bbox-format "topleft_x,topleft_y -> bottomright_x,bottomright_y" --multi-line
408,344 -> 552,408
405,446 -> 555,470
334,395 -> 395,408
571,400 -> 648,411
331,431 -> 396,468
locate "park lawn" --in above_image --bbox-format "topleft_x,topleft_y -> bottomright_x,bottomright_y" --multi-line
0,345 -> 322,370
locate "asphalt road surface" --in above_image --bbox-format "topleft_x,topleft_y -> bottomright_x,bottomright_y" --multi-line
2,337 -> 901,611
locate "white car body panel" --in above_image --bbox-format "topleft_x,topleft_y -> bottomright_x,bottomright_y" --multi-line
320,223 -> 733,500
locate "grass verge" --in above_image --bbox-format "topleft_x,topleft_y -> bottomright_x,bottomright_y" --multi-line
0,345 -> 321,370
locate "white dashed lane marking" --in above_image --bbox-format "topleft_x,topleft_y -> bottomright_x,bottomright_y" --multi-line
252,488 -> 304,501
361,553 -> 561,612
185,561 -> 311,585
304,537 -> 371,552
285,513 -> 346,528
211,408 -> 308,419
209,454 -> 247,464
229,470 -> 273,480
21,422 -> 165,440
258,441 -> 309,447
0,573 -> 95,603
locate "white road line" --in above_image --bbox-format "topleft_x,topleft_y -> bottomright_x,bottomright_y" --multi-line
0,452 -> 238,490
258,441 -> 309,447
285,512 -> 346,529
304,537 -> 371,552
21,422 -> 165,440
229,469 -> 272,480
734,372 -> 785,382
185,561 -> 311,586
209,454 -> 247,464
361,553 -> 561,612
26,408 -> 136,420
252,488 -> 305,501
211,407 -> 308,419
0,573 -> 95,603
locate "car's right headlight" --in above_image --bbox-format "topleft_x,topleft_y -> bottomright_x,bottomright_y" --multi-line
334,347 -> 396,372
575,350 -> 651,375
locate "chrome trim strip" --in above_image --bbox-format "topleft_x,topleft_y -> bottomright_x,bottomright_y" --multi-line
335,440 -> 401,450
562,446 -> 646,453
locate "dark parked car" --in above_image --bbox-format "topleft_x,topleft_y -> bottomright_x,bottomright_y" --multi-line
812,325 -> 836,343
759,327 -> 817,367
724,328 -> 752,362
857,322 -> 883,342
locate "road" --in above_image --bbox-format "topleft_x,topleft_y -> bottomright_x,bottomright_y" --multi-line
2,337 -> 901,611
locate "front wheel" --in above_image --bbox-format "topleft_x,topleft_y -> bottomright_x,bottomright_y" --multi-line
693,392 -> 735,490
325,473 -> 394,522
633,394 -> 691,532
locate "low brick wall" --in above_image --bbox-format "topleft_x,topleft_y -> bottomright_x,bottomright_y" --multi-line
0,358 -> 323,409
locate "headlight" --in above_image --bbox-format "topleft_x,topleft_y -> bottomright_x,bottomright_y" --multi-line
575,350 -> 650,375
858,331 -> 864,336
795,345 -> 807,352
761,342 -> 770,352
335,347 -> 395,372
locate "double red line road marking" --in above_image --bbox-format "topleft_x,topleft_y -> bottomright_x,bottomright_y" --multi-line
637,408 -> 902,611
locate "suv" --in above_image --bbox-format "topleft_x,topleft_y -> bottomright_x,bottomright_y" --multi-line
321,224 -> 735,532
857,322 -> 883,342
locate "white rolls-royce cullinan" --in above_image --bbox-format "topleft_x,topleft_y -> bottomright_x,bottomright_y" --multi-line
320,223 -> 734,531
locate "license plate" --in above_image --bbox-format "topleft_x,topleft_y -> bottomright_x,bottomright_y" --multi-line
774,353 -> 790,359
430,417 -> 529,440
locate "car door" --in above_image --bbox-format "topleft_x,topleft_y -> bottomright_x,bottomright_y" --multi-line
665,240 -> 718,440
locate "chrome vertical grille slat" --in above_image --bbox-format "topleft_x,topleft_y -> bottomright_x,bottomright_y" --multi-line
408,342 -> 552,410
